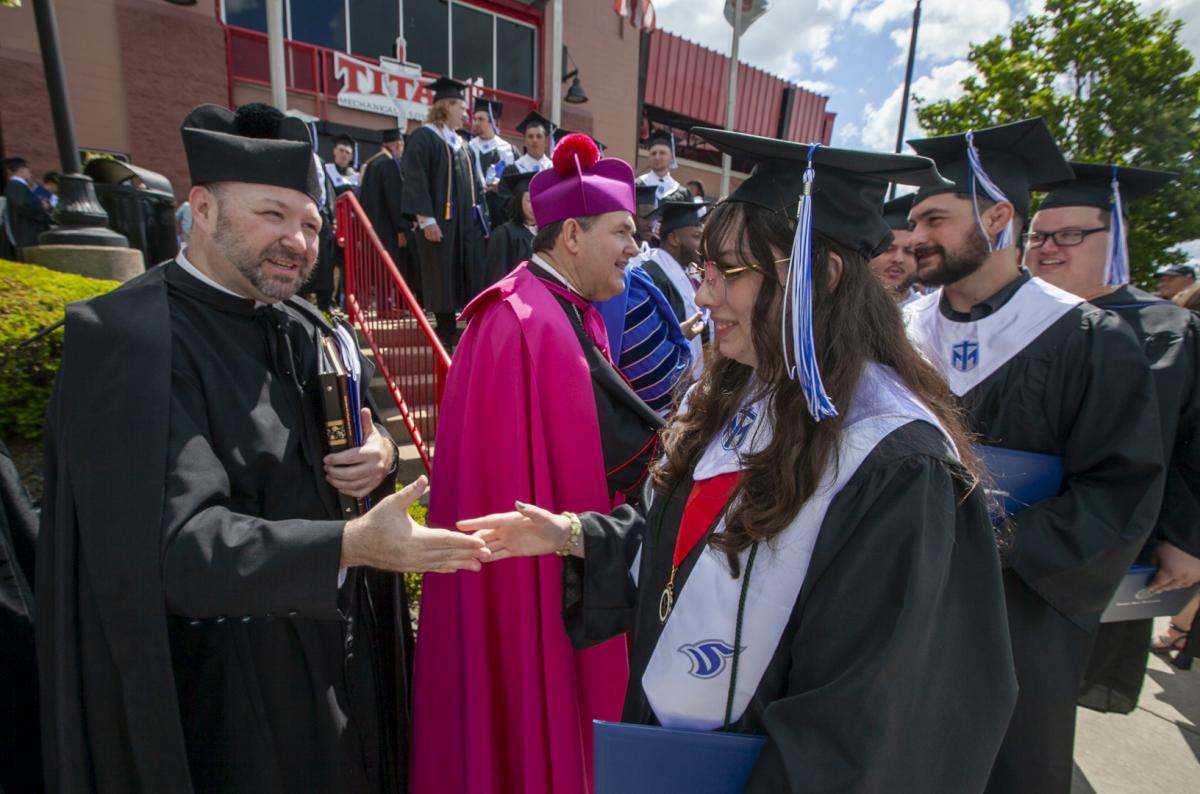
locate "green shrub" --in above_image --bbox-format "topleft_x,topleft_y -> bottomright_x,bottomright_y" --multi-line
0,259 -> 119,440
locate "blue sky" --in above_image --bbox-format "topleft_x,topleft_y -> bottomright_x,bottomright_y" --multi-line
652,0 -> 1200,152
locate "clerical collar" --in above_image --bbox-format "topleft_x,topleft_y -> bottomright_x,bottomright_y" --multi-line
939,271 -> 1031,322
531,253 -> 582,296
176,248 -> 266,307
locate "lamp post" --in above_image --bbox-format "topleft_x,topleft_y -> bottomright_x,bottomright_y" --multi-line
889,0 -> 922,200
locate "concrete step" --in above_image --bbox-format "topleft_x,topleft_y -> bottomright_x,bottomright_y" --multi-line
359,344 -> 441,373
369,373 -> 441,410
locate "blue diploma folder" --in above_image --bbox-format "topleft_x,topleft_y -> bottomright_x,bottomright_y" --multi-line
594,721 -> 765,794
1100,564 -> 1198,623
976,445 -> 1064,517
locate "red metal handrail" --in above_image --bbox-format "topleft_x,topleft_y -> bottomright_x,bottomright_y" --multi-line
337,192 -> 450,475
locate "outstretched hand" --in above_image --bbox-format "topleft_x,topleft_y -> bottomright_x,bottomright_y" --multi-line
457,501 -> 573,561
341,477 -> 490,573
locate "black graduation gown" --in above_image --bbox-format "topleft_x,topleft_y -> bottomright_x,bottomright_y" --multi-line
924,275 -> 1164,793
400,127 -> 487,312
359,150 -> 417,292
37,261 -> 410,793
1081,285 -> 1200,709
2,177 -> 53,258
306,167 -> 339,306
484,221 -> 533,289
0,439 -> 42,793
565,421 -> 1017,792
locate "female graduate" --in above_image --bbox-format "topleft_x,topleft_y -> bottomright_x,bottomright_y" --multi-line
482,170 -> 536,289
460,129 -> 1019,792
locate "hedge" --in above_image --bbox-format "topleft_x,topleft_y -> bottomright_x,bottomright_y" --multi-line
0,259 -> 119,440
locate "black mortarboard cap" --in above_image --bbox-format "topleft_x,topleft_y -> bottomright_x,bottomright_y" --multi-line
644,129 -> 674,149
4,157 -> 29,171
1036,162 -> 1177,213
428,76 -> 467,102
475,98 -> 503,120
181,103 -> 321,203
381,128 -> 404,144
1155,263 -> 1197,278
515,111 -> 552,135
881,192 -> 915,231
649,199 -> 711,236
694,127 -> 949,258
906,117 -> 1072,220
499,169 -> 535,194
334,133 -> 356,148
635,183 -> 659,210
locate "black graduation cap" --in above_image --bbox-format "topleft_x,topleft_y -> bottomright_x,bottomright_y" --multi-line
333,133 -> 356,148
475,98 -> 503,121
181,102 -> 321,203
499,169 -> 535,194
515,111 -> 552,136
635,183 -> 659,210
1036,162 -> 1177,212
906,117 -> 1073,221
381,128 -> 404,144
649,199 -> 711,237
881,192 -> 915,232
428,76 -> 467,102
4,157 -> 29,171
694,127 -> 949,258
644,129 -> 674,149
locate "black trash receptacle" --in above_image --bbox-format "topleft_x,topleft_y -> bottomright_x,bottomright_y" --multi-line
84,159 -> 178,267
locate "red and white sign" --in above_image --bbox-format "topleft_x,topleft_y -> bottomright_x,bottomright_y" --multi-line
332,40 -> 486,122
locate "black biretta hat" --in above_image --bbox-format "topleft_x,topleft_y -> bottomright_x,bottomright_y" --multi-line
881,193 -> 915,231
515,111 -> 552,135
1036,162 -> 1177,213
428,76 -> 467,102
181,103 -> 321,203
649,199 -> 711,237
381,128 -> 404,144
693,127 -> 949,258
906,117 -> 1073,220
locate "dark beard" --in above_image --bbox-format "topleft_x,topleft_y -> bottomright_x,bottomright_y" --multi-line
213,209 -> 312,301
913,229 -> 991,288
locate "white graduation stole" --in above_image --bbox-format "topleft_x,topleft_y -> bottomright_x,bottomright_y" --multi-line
642,364 -> 950,731
902,277 -> 1082,397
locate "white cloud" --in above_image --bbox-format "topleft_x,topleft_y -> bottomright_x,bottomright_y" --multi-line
796,79 -> 836,94
1140,0 -> 1200,55
852,0 -> 1013,66
858,59 -> 975,149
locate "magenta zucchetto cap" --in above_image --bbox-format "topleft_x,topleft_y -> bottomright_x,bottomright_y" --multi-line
529,133 -> 636,226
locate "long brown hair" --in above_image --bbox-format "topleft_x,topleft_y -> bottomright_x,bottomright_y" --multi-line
654,200 -> 979,567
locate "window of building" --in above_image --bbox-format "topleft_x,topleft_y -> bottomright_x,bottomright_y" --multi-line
223,0 -> 537,98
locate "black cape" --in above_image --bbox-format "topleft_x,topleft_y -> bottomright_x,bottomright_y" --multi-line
37,261 -> 410,793
2,178 -> 53,258
400,128 -> 487,312
484,221 -> 533,291
924,275 -> 1164,793
566,421 -> 1017,792
1082,285 -> 1200,710
359,150 -> 419,293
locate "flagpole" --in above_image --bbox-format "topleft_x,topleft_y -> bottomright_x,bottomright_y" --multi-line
267,0 -> 287,111
551,0 -> 564,125
889,0 -> 922,199
720,1 -> 745,198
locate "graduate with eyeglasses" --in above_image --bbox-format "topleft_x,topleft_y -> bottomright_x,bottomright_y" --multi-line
903,119 -> 1165,793
460,129 -> 1018,792
1026,163 -> 1200,711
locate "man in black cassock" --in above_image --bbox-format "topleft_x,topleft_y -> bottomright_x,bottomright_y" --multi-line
401,77 -> 488,350
2,157 -> 54,260
36,102 -> 489,793
1026,163 -> 1200,710
904,118 -> 1165,794
359,127 -> 418,291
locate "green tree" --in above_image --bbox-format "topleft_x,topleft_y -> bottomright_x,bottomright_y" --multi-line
916,0 -> 1200,285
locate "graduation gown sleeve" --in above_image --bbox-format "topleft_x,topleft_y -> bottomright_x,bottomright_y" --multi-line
1159,312 -> 1200,556
745,450 -> 1015,793
400,129 -> 439,220
564,503 -> 647,648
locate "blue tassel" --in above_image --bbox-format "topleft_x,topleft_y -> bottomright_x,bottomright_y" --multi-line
783,144 -> 838,422
669,133 -> 678,170
965,131 -> 1014,252
549,123 -> 556,156
1105,165 -> 1130,286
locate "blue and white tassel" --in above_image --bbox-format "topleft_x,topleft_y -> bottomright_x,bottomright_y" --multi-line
549,122 -> 556,156
965,130 -> 1014,251
1105,165 -> 1130,286
669,132 -> 678,170
783,143 -> 838,422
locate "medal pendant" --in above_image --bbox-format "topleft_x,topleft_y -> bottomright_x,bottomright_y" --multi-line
658,585 -> 674,624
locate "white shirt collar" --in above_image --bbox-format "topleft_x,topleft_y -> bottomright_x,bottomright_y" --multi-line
531,253 -> 581,296
176,247 -> 265,305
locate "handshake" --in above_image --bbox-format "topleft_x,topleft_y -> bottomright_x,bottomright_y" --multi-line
339,476 -> 578,574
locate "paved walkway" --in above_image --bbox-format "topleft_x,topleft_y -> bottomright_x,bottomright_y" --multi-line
1073,619 -> 1199,791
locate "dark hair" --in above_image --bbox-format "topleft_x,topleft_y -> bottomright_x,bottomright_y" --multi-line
43,171 -> 60,184
507,186 -> 533,225
532,214 -> 599,253
687,179 -> 706,198
654,200 -> 979,569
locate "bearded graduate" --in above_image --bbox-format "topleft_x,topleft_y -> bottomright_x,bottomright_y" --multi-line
1025,163 -> 1200,712
461,130 -> 1018,792
903,119 -> 1165,793
869,192 -> 922,305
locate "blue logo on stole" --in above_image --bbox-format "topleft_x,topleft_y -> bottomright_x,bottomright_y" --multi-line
721,407 -> 758,451
951,340 -> 980,372
678,640 -> 737,679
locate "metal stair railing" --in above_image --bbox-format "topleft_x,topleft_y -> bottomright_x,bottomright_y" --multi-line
337,191 -> 450,475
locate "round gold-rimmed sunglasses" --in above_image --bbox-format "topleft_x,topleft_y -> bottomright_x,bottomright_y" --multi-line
685,257 -> 791,301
